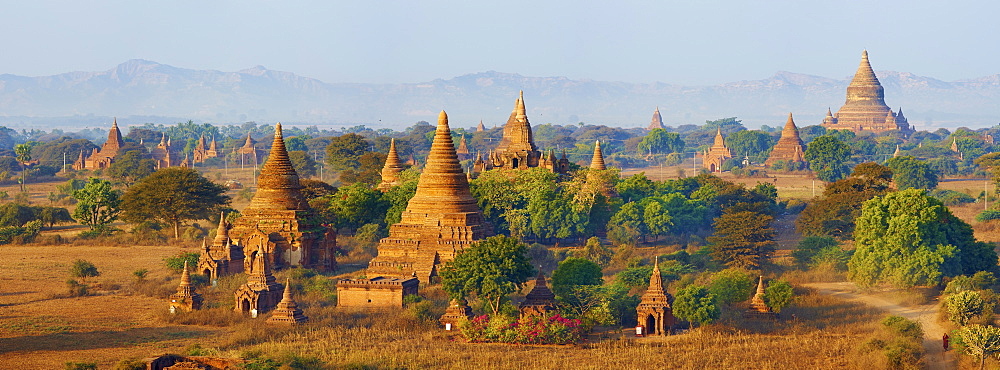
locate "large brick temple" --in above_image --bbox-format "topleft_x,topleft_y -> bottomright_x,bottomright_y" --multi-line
367,111 -> 493,282
210,123 -> 337,274
473,91 -> 568,175
765,113 -> 806,166
821,50 -> 913,134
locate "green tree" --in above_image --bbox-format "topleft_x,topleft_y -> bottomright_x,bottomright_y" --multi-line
796,162 -> 893,239
575,236 -> 613,266
708,210 -> 776,269
339,152 -> 386,185
791,236 -> 840,267
14,143 -> 32,192
848,189 -> 998,287
673,284 -> 720,328
287,150 -> 318,178
550,257 -> 604,300
107,151 -> 157,187
960,325 -> 1000,370
615,173 -> 656,202
71,178 -> 122,230
70,259 -> 100,283
763,279 -> 794,313
884,155 -> 938,190
439,235 -> 535,315
121,168 -> 230,238
725,130 -> 773,162
317,183 -> 389,230
637,129 -> 684,154
805,135 -> 852,182
945,290 -> 989,326
325,133 -> 370,171
707,269 -> 754,305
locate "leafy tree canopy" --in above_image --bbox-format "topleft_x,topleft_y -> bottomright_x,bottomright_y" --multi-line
805,135 -> 852,182
885,155 -> 938,190
121,167 -> 230,238
439,235 -> 535,315
848,189 -> 998,287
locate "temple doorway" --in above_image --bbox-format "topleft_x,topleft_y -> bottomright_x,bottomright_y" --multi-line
240,298 -> 251,313
645,314 -> 657,335
512,158 -> 519,169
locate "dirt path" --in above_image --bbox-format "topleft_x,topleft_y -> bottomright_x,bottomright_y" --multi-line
804,282 -> 955,370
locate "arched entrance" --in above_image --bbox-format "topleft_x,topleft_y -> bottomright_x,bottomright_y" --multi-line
203,269 -> 212,278
645,314 -> 657,335
240,298 -> 251,314
709,163 -> 717,172
512,158 -> 520,169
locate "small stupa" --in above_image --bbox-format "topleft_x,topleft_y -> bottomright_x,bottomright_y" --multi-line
702,128 -> 732,172
439,297 -> 474,329
233,244 -> 284,316
266,279 -> 308,325
765,113 -> 807,166
169,261 -> 203,313
590,140 -> 607,170
519,270 -> 557,318
749,276 -> 774,315
377,138 -> 407,191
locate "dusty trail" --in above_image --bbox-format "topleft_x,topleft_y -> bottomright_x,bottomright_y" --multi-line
804,282 -> 955,370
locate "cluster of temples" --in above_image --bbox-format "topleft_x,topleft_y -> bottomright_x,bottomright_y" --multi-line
472,91 -> 571,175
74,119 -> 227,171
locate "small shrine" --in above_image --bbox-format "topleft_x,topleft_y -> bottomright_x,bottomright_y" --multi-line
518,270 -> 557,318
168,261 -> 203,313
748,276 -> 776,318
636,259 -> 675,335
439,298 -> 474,330
266,279 -> 308,325
233,244 -> 284,317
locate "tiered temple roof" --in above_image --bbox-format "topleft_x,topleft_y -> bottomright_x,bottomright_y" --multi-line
647,107 -> 667,130
702,129 -> 732,172
519,270 -> 557,318
73,119 -> 125,170
636,259 -> 675,335
367,111 -> 492,282
229,123 -> 337,271
821,51 -> 912,133
765,113 -> 806,166
590,140 -> 607,170
266,279 -> 308,325
234,244 -> 284,316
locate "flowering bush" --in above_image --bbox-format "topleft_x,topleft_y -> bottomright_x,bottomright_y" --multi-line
458,314 -> 584,344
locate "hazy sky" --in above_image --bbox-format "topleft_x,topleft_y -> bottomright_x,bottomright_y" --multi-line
2,0 -> 998,85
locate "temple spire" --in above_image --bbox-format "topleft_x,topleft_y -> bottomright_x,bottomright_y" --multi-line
245,123 -> 306,211
403,111 -> 482,215
214,212 -> 229,245
590,140 -> 607,170
378,138 -> 406,191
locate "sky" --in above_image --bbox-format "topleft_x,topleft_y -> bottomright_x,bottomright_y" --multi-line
1,0 -> 998,85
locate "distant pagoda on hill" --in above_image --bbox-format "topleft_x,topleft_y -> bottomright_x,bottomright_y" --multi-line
821,50 -> 913,134
647,107 -> 666,130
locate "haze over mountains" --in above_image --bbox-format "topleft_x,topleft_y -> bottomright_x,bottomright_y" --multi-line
1,59 -> 998,131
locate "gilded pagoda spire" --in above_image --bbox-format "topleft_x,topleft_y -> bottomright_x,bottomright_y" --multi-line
245,123 -> 307,211
590,140 -> 607,170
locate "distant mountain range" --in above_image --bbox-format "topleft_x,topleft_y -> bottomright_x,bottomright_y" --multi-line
1,59 -> 999,131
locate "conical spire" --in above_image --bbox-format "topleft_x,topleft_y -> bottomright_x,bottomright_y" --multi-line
766,113 -> 806,166
105,118 -> 124,152
522,268 -> 556,305
244,132 -> 255,147
844,50 -> 887,106
281,278 -> 293,303
750,276 -> 771,313
590,140 -> 607,170
457,135 -> 470,154
246,123 -> 307,211
648,106 -> 666,130
755,275 -> 765,296
378,138 -> 406,191
180,260 -> 191,287
649,257 -> 664,292
214,212 -> 229,245
496,91 -> 537,153
476,120 -> 485,132
402,111 -> 483,215
893,144 -> 901,157
713,128 -> 725,146
266,278 -> 307,324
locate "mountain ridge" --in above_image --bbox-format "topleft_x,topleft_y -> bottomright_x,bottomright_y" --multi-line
1,60 -> 998,130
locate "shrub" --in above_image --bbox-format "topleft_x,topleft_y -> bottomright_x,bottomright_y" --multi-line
64,362 -> 98,370
70,259 -> 100,282
945,290 -> 990,326
930,189 -> 976,206
164,253 -> 200,274
66,279 -> 89,297
458,313 -> 584,344
976,210 -> 1000,222
111,358 -> 145,370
